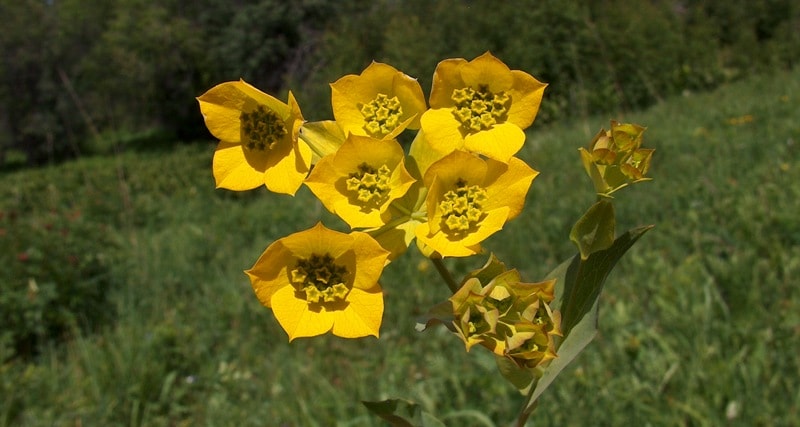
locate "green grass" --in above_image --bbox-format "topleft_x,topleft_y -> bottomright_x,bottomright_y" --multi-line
2,68 -> 799,426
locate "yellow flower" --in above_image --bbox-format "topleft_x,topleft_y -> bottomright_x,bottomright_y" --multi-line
415,151 -> 538,257
245,223 -> 389,340
197,80 -> 311,194
420,52 -> 546,162
448,264 -> 561,369
579,120 -> 654,196
331,62 -> 427,139
304,135 -> 416,229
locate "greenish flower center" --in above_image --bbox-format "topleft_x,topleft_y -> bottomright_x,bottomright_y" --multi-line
439,179 -> 488,234
346,163 -> 392,209
451,85 -> 510,134
467,311 -> 482,333
360,94 -> 403,138
486,296 -> 513,315
240,105 -> 287,151
290,253 -> 349,304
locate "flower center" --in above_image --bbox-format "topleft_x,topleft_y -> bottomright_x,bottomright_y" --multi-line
360,94 -> 404,138
439,179 -> 488,234
466,310 -> 488,334
240,105 -> 287,151
345,163 -> 392,209
451,85 -> 510,134
290,253 -> 350,304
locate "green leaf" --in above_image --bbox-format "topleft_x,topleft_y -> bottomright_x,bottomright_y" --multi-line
495,355 -> 536,391
524,225 -> 653,413
362,399 -> 446,427
298,120 -> 345,162
559,225 -> 652,336
569,199 -> 616,260
524,296 -> 600,412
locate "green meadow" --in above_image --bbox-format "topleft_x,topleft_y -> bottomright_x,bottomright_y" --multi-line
2,68 -> 799,426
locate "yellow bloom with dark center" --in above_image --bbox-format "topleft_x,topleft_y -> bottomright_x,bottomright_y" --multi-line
304,135 -> 416,228
331,62 -> 427,140
197,80 -> 311,194
415,151 -> 538,257
246,223 -> 389,340
420,52 -> 546,162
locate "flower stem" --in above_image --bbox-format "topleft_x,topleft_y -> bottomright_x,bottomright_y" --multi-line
430,256 -> 459,294
515,388 -> 538,427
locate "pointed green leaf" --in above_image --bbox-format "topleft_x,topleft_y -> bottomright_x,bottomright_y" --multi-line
560,225 -> 652,336
525,297 -> 600,411
570,199 -> 616,260
524,225 -> 653,412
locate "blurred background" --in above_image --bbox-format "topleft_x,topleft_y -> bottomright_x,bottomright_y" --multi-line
1,1 -> 798,426
1,0 -> 797,165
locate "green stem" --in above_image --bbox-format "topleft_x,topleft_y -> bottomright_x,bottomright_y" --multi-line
430,256 -> 459,294
515,391 -> 537,427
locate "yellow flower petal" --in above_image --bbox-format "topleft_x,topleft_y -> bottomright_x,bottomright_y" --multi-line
415,222 -> 480,257
415,207 -> 509,257
458,52 -> 514,93
330,287 -> 384,338
408,129 -> 448,179
506,70 -> 547,129
390,71 -> 428,129
212,141 -> 269,191
262,141 -> 311,195
423,150 -> 487,188
419,108 -> 466,154
483,157 -> 538,219
463,122 -> 526,163
351,232 -> 391,289
279,222 -> 354,260
197,100 -> 242,142
454,207 -> 509,247
271,285 -> 335,341
236,80 -> 291,117
245,241 -> 293,308
429,58 -> 468,108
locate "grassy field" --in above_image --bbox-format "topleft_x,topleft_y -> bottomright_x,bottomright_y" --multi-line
1,68 -> 799,426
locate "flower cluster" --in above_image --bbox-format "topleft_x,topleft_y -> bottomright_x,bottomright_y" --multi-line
198,50 -> 655,425
197,52 -> 549,340
197,52 -> 651,359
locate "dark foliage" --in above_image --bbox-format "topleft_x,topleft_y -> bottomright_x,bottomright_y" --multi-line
0,0 -> 797,165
